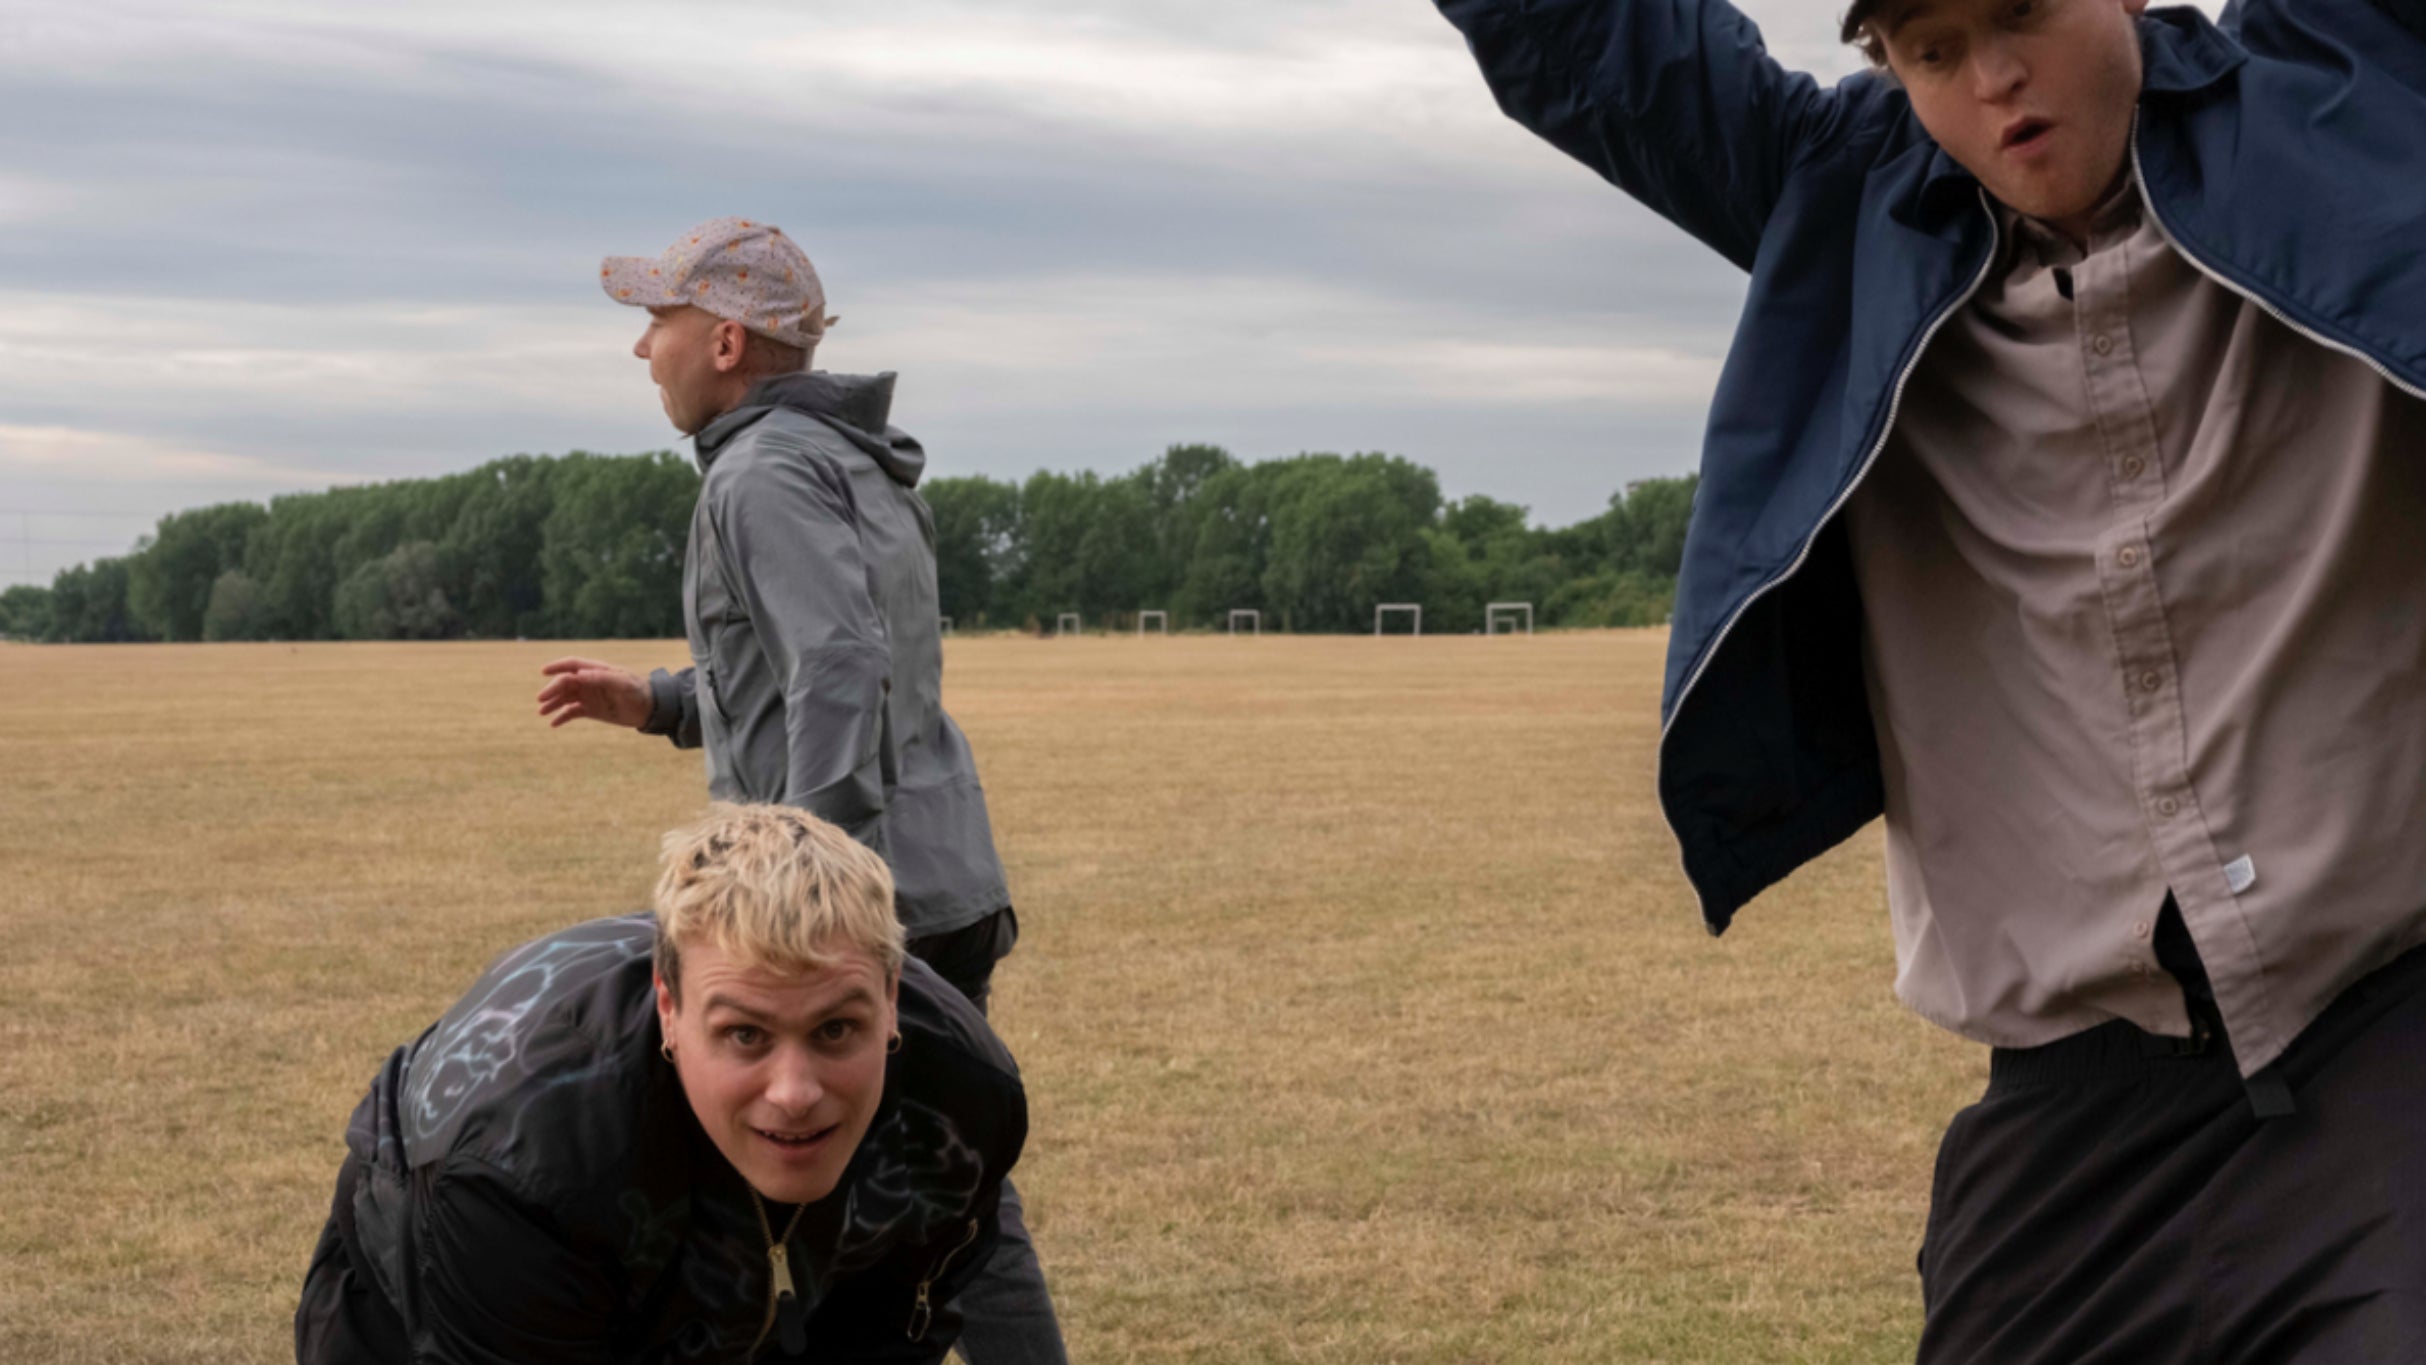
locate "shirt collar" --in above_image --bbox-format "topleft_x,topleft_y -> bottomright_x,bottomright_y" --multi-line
1997,169 -> 2144,273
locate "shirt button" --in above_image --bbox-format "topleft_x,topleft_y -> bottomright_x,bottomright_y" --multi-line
2118,547 -> 2141,568
2093,334 -> 2115,355
2157,796 -> 2181,817
2140,671 -> 2162,692
2122,456 -> 2146,478
2132,919 -> 2152,939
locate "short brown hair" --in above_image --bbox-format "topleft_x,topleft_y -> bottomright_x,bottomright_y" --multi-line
738,328 -> 810,380
1842,1 -> 1889,64
652,803 -> 902,1003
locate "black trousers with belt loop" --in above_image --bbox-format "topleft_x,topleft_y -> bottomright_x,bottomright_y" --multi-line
1916,932 -> 2426,1364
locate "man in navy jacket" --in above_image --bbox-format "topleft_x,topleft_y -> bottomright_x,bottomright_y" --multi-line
1436,0 -> 2426,1357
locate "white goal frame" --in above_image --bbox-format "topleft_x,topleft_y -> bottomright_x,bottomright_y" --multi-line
1374,603 -> 1422,636
1056,612 -> 1081,637
1227,608 -> 1260,636
1137,610 -> 1169,636
1485,601 -> 1534,636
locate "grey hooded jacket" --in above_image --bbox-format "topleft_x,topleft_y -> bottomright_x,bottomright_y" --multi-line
642,372 -> 1009,937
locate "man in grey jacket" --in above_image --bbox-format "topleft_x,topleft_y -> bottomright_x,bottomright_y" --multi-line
536,216 -> 1065,1363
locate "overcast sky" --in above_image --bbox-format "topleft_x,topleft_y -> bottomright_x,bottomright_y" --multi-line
0,1 -> 2214,586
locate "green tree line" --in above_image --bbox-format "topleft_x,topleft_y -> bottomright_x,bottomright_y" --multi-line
0,443 -> 1693,642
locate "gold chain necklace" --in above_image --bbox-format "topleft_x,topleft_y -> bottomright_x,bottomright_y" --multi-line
749,1189 -> 812,1355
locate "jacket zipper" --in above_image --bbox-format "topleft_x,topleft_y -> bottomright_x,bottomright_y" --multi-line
1655,187 -> 2003,921
904,1217 -> 982,1341
2127,111 -> 2426,405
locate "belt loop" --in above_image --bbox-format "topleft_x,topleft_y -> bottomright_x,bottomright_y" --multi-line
2141,996 -> 2219,1057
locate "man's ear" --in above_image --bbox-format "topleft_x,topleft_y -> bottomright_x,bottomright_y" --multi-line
710,319 -> 750,374
654,970 -> 679,1035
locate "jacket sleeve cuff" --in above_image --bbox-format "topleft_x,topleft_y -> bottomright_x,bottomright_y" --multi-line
640,668 -> 686,737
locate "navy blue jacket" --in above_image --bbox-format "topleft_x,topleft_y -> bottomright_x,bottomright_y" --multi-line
1437,0 -> 2426,930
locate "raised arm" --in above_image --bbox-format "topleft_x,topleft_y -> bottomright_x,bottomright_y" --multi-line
712,444 -> 892,845
1434,0 -> 1844,271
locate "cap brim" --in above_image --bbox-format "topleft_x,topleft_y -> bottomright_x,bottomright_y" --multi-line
599,255 -> 679,307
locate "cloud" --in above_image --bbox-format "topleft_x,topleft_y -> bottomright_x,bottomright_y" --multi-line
0,424 -> 344,487
0,0 -> 2228,584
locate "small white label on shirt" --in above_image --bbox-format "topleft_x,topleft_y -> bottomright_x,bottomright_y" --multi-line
2223,855 -> 2257,895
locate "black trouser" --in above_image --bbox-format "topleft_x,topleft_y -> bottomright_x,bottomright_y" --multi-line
904,909 -> 1067,1365
1917,936 -> 2426,1364
906,906 -> 1021,1016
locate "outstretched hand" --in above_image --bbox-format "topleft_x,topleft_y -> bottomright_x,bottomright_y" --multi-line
536,657 -> 653,730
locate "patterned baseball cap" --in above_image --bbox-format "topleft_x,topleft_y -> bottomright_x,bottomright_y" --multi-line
599,217 -> 836,349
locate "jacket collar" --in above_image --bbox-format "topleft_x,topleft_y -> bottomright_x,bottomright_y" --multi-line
693,398 -> 766,465
2137,5 -> 2246,97
691,371 -> 900,467
1917,10 -> 2248,203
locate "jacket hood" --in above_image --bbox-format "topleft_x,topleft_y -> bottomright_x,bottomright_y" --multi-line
694,370 -> 926,487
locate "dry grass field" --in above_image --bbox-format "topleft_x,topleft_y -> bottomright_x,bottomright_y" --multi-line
0,632 -> 1981,1363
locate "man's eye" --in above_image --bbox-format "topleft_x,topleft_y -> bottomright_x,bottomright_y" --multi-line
816,1019 -> 861,1044
2012,0 -> 2037,16
725,1025 -> 765,1048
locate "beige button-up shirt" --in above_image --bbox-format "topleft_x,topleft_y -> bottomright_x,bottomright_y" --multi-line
1843,179 -> 2426,1075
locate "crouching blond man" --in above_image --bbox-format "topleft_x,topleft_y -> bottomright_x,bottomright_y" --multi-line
296,804 -> 1026,1363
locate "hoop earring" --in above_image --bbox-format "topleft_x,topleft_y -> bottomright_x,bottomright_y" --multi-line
887,1034 -> 903,1055
661,1041 -> 676,1064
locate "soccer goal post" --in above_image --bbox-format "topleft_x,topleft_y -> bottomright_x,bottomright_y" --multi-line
1485,602 -> 1534,635
1375,603 -> 1422,636
1055,612 -> 1081,637
1227,608 -> 1261,636
1137,610 -> 1169,636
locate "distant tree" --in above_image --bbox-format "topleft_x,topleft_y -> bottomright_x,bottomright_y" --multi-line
924,475 -> 1022,629
333,541 -> 460,640
1261,453 -> 1440,632
442,455 -> 568,638
1136,443 -> 1236,616
1547,569 -> 1676,627
539,452 -> 695,638
0,584 -> 53,641
127,502 -> 270,642
1007,469 -> 1159,626
1174,461 -> 1275,627
1615,475 -> 1696,577
45,558 -> 146,642
202,570 -> 270,641
243,491 -> 354,641
23,447 -> 1691,642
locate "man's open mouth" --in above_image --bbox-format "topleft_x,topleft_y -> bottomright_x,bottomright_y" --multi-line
2002,118 -> 2055,151
755,1124 -> 837,1149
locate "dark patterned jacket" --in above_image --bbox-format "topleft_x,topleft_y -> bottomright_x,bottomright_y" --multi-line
322,914 -> 1023,1363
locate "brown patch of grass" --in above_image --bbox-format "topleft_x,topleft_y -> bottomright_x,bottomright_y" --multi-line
0,634 -> 1979,1362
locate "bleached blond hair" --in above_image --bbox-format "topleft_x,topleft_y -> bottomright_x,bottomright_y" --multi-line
652,803 -> 903,1003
